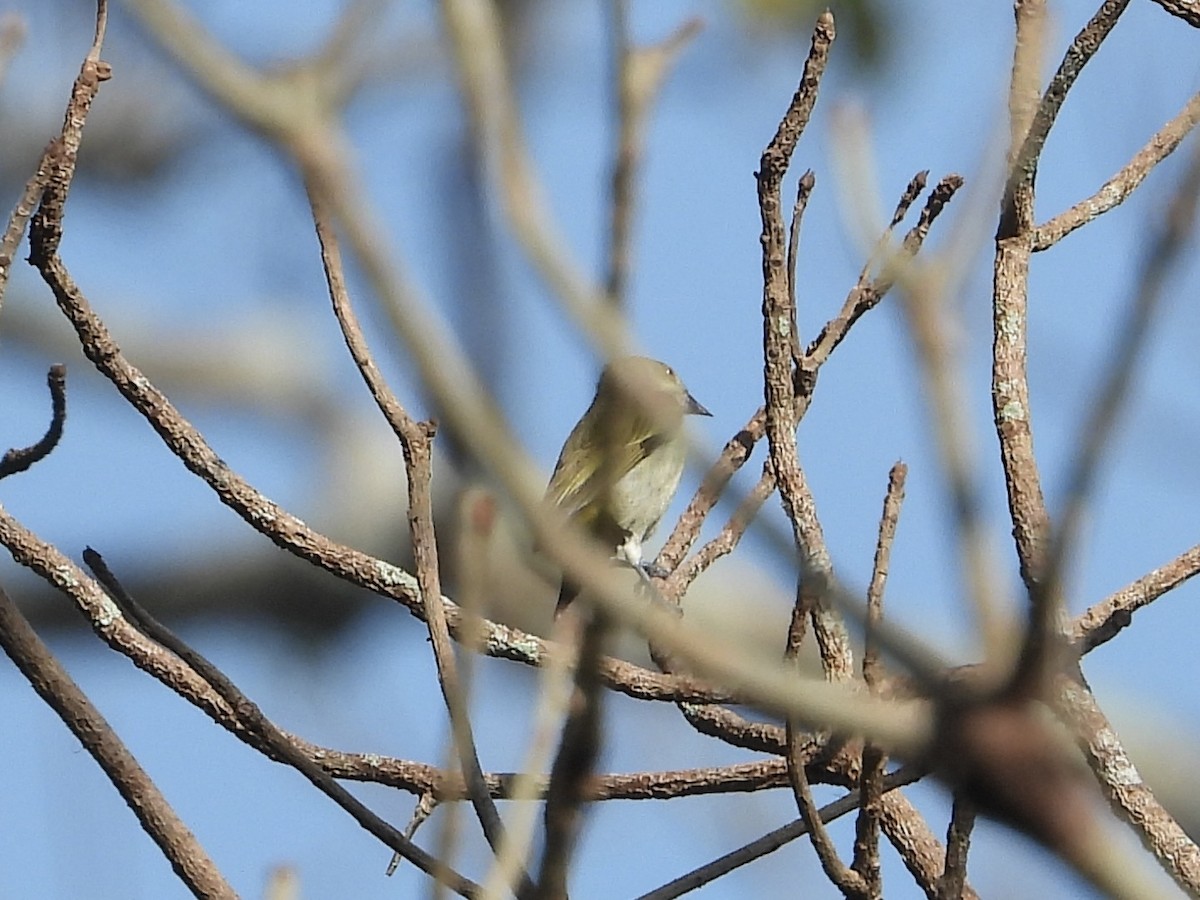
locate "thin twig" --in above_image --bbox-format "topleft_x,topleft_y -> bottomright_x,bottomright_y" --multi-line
1033,90 -> 1200,250
786,171 -> 817,361
1070,541 -> 1200,653
0,1 -> 109,309
787,740 -> 869,897
852,462 -> 907,895
637,766 -> 925,900
0,364 -> 67,479
803,174 -> 962,373
663,459 -> 776,599
304,744 -> 797,802
863,462 -> 906,689
309,190 -> 530,895
0,157 -> 52,308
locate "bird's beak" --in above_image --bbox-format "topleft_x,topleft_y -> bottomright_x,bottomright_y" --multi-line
685,392 -> 712,417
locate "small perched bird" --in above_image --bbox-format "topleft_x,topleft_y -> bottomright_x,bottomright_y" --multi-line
546,356 -> 711,615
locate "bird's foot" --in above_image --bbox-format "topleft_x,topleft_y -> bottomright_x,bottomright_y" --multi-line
639,561 -> 670,580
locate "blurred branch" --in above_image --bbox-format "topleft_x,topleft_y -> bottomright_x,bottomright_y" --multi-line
895,177 -> 1006,663
430,488 -> 496,886
481,614 -> 578,899
535,613 -> 607,899
0,13 -> 24,87
604,5 -> 703,308
438,0 -> 626,357
1057,675 -> 1200,895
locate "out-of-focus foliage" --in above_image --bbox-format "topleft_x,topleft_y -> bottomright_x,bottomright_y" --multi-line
734,0 -> 889,68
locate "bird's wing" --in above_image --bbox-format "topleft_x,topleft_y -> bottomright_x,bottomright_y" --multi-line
546,413 -> 664,527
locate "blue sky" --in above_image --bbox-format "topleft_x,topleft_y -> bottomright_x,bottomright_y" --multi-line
2,0 -> 1199,897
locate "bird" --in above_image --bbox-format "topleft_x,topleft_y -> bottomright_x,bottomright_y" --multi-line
545,356 -> 711,615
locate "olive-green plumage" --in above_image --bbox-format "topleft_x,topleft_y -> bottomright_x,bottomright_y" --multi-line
547,357 -> 711,614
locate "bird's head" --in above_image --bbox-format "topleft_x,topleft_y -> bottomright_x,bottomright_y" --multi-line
595,356 -> 711,429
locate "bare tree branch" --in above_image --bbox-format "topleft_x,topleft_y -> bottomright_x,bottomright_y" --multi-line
0,364 -> 66,479
81,550 -> 482,897
1147,0 -> 1200,26
639,767 -> 925,900
936,795 -> 975,900
1071,542 -> 1200,653
1057,675 -> 1200,895
1034,89 -> 1200,250
0,581 -> 236,899
310,189 -> 530,894
995,0 -> 1131,598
